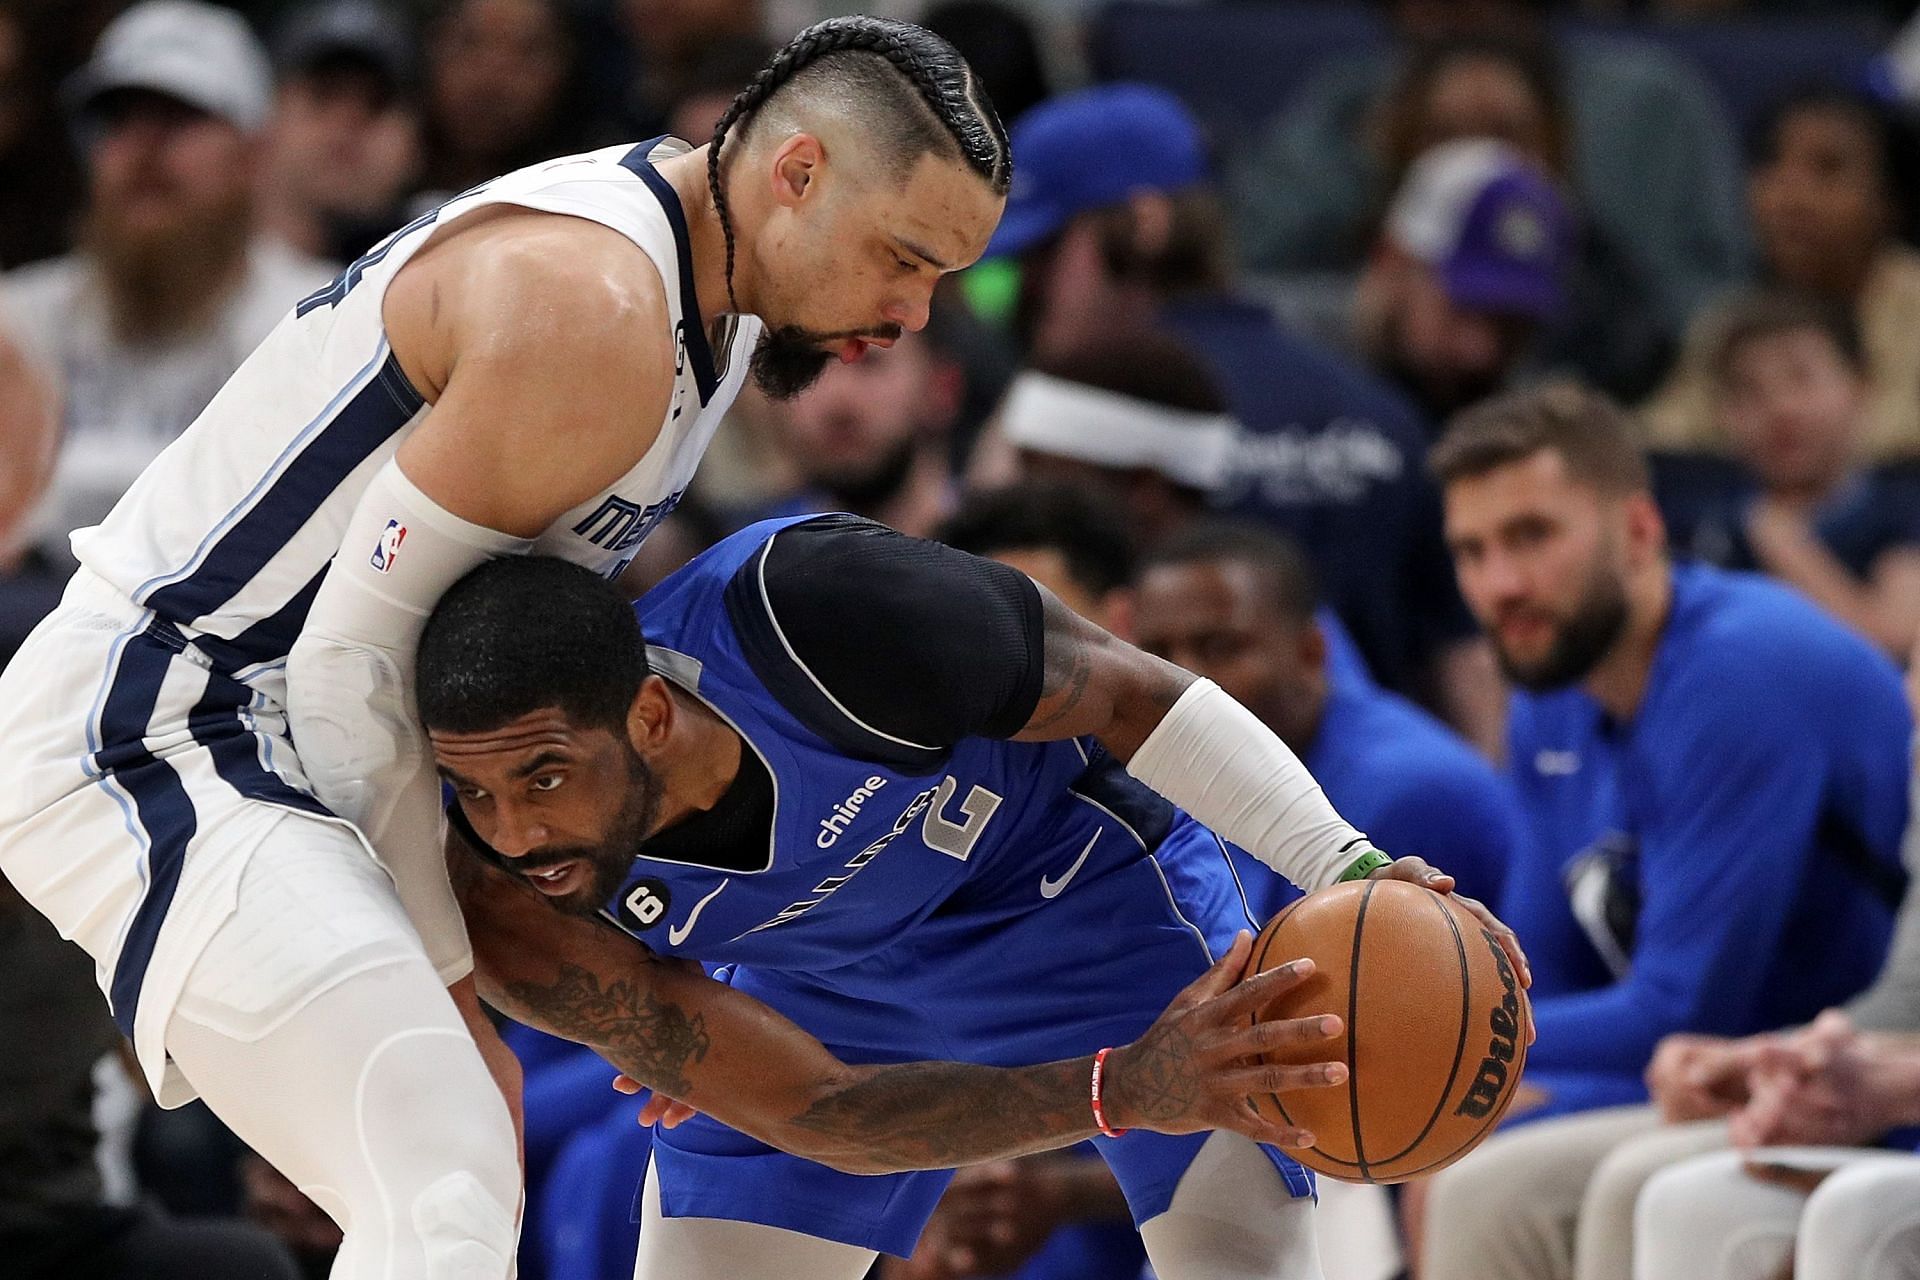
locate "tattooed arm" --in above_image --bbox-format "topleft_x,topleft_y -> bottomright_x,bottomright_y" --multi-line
1014,588 -> 1194,758
452,831 -> 1344,1173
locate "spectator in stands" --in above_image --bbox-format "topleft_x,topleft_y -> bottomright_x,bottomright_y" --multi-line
0,0 -> 85,269
997,327 -> 1236,545
1416,382 -> 1910,1276
612,0 -> 763,139
1645,88 -> 1920,462
1236,0 -> 1748,350
1354,139 -> 1577,426
1135,521 -> 1523,908
987,86 -> 1497,744
1366,36 -> 1668,399
416,0 -> 597,201
1655,291 -> 1920,660
0,0 -> 336,578
1413,638 -> 1920,1280
659,35 -> 771,149
2,874 -> 302,1280
258,0 -> 421,265
935,480 -> 1134,633
752,320 -> 966,539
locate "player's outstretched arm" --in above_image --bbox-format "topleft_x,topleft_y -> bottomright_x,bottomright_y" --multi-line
1017,589 -> 1532,997
450,836 -> 1346,1174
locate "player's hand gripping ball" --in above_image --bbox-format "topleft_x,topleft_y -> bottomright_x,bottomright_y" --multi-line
1240,879 -> 1531,1182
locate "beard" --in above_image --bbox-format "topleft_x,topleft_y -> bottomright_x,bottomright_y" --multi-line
1491,561 -> 1632,693
81,184 -> 254,343
517,743 -> 664,918
749,320 -> 904,401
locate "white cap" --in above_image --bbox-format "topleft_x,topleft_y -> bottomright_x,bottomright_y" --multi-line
65,0 -> 273,133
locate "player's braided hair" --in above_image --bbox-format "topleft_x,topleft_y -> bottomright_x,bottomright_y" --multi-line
705,15 -> 1011,311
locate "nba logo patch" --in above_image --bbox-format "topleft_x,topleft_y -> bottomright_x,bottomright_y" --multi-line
370,519 -> 407,574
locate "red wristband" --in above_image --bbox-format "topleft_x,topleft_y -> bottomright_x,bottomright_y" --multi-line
1090,1047 -> 1128,1138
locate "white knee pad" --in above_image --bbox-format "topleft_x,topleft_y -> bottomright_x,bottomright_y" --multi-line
414,1169 -> 521,1280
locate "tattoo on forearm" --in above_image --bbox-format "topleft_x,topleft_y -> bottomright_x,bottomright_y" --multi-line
791,1058 -> 1093,1171
500,962 -> 711,1098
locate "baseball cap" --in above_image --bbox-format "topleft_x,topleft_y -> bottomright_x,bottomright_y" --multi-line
64,0 -> 273,133
986,83 -> 1208,259
1384,139 -> 1575,322
274,0 -> 415,90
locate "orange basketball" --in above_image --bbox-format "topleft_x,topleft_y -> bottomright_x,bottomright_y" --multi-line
1243,879 -> 1529,1183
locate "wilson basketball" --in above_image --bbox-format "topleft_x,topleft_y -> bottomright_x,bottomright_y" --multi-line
1244,879 -> 1529,1183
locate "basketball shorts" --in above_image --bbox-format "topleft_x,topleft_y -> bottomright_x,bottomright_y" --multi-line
0,569 -> 408,1104
648,816 -> 1315,1257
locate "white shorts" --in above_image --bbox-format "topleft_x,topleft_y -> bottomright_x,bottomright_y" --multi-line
0,568 -> 417,1105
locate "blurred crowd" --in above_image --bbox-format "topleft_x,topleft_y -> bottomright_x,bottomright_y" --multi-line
1,1 -> 1918,1279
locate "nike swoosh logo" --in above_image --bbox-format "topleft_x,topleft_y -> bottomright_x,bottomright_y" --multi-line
668,879 -> 729,946
1040,832 -> 1099,899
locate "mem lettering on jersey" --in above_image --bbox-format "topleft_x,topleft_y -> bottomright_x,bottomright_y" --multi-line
572,489 -> 685,555
370,519 -> 407,574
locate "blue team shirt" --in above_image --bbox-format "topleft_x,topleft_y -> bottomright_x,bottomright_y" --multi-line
1503,562 -> 1911,1119
1232,678 -> 1525,920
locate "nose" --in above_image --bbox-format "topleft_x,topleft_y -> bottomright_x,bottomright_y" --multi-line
884,281 -> 935,333
488,804 -> 549,859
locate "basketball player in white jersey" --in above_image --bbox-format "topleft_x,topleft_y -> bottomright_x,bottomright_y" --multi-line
0,18 -> 1332,1278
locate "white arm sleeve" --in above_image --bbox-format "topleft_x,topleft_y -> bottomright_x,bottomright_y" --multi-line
1124,678 -> 1376,893
286,460 -> 535,983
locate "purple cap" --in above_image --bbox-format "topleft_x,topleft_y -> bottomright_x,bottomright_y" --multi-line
1385,140 -> 1575,322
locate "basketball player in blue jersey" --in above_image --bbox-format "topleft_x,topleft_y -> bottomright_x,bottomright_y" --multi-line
416,516 -> 1531,1280
0,17 -> 1146,1278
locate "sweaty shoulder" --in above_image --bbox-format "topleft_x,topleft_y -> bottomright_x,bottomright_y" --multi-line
720,516 -> 1046,769
386,209 -> 676,403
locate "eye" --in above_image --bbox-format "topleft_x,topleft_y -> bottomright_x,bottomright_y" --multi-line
459,785 -> 491,803
531,774 -> 564,793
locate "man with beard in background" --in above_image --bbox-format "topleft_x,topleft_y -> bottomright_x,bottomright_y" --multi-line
1416,382 -> 1909,1235
754,317 -> 964,537
0,1 -> 336,578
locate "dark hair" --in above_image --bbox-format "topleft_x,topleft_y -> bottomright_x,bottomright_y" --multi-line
1140,521 -> 1319,626
1754,86 -> 1917,231
1032,325 -> 1229,415
1429,381 -> 1650,494
922,0 -> 1050,126
935,481 -> 1136,596
417,556 -> 650,734
1705,290 -> 1866,386
706,16 -> 1011,309
1379,34 -> 1571,182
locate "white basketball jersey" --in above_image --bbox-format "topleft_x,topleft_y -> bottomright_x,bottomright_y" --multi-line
72,138 -> 760,698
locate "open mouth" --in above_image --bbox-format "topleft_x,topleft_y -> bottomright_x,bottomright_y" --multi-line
524,860 -> 584,896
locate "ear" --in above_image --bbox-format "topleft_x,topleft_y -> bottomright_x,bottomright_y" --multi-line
1297,620 -> 1328,675
769,133 -> 826,211
626,674 -> 676,754
1622,491 -> 1667,567
1126,190 -> 1175,259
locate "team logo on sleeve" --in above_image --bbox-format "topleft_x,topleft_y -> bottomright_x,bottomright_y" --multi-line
370,519 -> 407,574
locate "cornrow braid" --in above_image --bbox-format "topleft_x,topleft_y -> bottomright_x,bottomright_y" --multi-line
704,15 -> 1011,313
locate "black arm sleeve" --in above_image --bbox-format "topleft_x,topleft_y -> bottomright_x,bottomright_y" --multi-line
722,515 -> 1046,769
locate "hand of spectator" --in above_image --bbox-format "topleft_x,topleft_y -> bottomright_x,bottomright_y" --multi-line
1729,1011 -> 1904,1149
1743,496 -> 1819,569
893,1154 -> 1125,1279
612,1073 -> 700,1127
1645,1031 -> 1755,1122
1369,855 -> 1535,1041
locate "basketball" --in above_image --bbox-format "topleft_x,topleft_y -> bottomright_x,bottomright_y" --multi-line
1243,879 -> 1529,1183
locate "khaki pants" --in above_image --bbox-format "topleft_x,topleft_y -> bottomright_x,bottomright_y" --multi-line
1421,1107 -> 1729,1280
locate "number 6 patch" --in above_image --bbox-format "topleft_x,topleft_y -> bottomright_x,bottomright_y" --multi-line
619,877 -> 673,930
